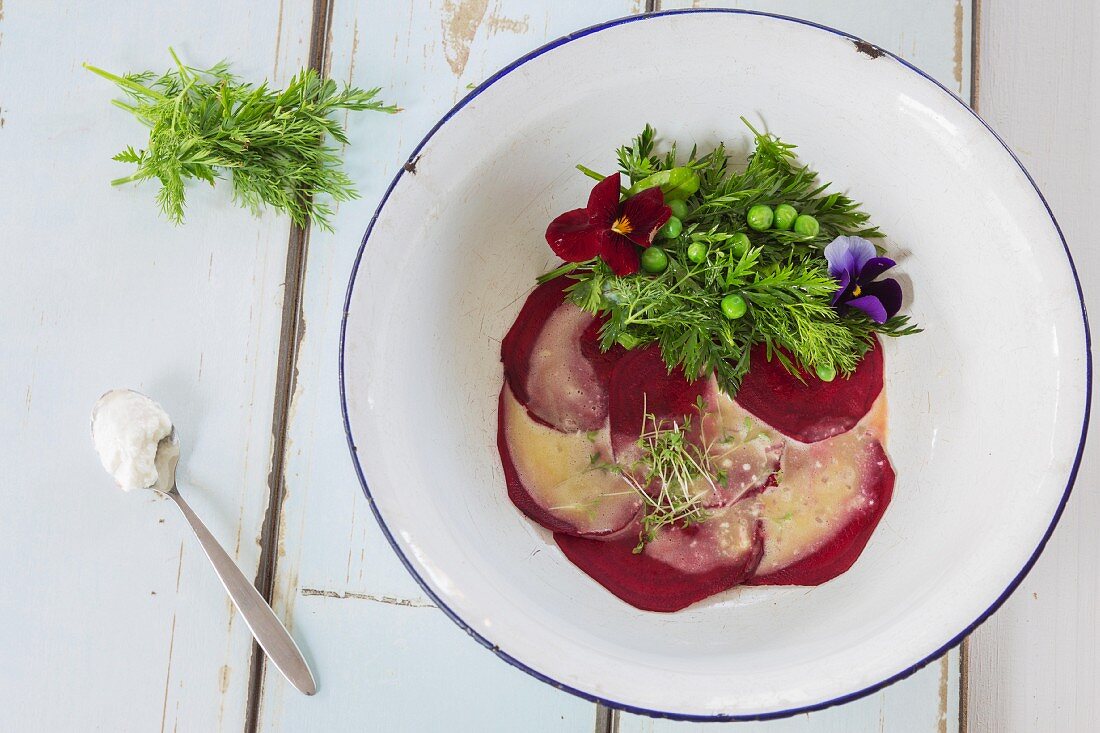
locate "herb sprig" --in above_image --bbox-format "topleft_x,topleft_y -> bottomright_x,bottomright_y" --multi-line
84,49 -> 397,231
622,410 -> 715,552
557,122 -> 919,394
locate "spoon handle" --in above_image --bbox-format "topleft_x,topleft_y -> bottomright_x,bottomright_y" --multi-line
167,488 -> 317,695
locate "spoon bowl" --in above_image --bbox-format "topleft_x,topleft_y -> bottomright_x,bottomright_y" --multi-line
151,428 -> 179,495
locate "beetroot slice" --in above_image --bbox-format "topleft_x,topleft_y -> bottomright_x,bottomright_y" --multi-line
499,388 -> 573,534
698,388 -> 784,508
500,277 -> 570,407
734,338 -> 884,443
500,277 -> 626,432
608,345 -> 708,459
748,438 -> 895,586
497,386 -> 641,537
579,318 -> 627,386
555,506 -> 763,612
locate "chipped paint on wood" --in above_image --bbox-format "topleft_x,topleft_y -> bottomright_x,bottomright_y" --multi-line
322,0 -> 336,78
487,12 -> 530,35
219,665 -> 232,694
953,0 -> 964,91
348,19 -> 360,85
159,615 -> 178,733
273,0 -> 286,78
441,0 -> 490,76
175,540 -> 185,592
938,653 -> 950,733
300,587 -> 436,608
960,636 -> 970,732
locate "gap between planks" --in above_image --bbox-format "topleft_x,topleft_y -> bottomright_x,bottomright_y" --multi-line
957,4 -> 979,729
242,0 -> 336,731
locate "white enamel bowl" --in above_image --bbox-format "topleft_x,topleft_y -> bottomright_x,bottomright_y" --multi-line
340,9 -> 1090,720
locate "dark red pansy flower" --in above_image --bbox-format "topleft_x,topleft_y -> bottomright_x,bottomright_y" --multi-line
545,172 -> 672,276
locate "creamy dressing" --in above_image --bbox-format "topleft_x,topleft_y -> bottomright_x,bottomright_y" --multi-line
754,395 -> 888,575
700,388 -> 784,507
644,501 -> 759,574
502,387 -> 639,534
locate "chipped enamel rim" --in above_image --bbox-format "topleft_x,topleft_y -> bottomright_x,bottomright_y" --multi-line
340,8 -> 1091,721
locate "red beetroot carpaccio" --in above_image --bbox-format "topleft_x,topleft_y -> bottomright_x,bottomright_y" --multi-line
498,284 -> 895,611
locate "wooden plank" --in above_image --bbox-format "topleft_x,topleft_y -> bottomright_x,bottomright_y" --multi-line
618,651 -> 959,732
0,1 -> 312,730
660,0 -> 970,100
613,1 -> 969,730
252,2 -> 643,731
965,1 -> 1100,729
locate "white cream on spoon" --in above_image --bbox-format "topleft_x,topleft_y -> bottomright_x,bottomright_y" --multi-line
92,389 -> 173,490
90,389 -> 317,695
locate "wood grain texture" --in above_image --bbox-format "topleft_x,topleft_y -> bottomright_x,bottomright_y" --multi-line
966,1 -> 1099,729
618,651 -> 959,733
0,1 -> 312,730
250,2 -> 642,730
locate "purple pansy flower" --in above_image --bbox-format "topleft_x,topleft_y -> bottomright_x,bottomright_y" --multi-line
823,236 -> 903,324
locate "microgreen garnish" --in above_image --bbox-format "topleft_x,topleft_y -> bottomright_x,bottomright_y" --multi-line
622,411 -> 718,552
544,121 -> 920,395
84,49 -> 397,231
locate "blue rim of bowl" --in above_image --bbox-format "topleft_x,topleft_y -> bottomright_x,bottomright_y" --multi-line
340,8 -> 1092,722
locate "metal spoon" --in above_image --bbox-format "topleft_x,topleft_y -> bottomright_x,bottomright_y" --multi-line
95,406 -> 317,696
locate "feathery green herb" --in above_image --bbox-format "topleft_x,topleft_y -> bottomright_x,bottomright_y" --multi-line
84,49 -> 397,231
551,121 -> 919,394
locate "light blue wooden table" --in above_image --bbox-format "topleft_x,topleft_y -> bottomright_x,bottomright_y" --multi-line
2,1 -> 1095,731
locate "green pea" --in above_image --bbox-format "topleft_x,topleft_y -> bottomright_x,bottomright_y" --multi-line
720,293 -> 748,319
658,216 -> 683,239
641,247 -> 669,273
668,199 -> 689,219
746,205 -> 774,231
774,204 -> 798,231
815,362 -> 837,382
730,232 -> 751,256
793,214 -> 820,237
686,242 -> 708,263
